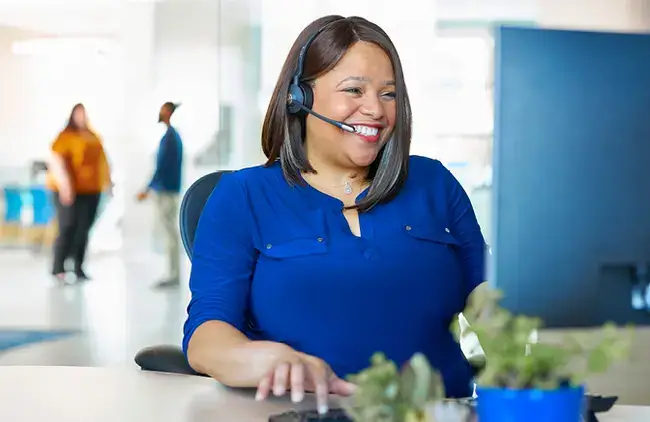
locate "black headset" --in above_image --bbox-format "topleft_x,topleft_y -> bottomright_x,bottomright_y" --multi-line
286,18 -> 356,133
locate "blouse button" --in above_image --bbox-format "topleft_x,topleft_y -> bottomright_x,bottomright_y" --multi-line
405,225 -> 412,231
317,237 -> 324,242
445,228 -> 450,233
266,244 -> 272,249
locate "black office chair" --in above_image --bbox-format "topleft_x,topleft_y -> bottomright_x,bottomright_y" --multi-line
134,170 -> 231,375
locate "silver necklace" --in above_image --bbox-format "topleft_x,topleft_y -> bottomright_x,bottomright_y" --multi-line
304,174 -> 357,195
343,181 -> 353,195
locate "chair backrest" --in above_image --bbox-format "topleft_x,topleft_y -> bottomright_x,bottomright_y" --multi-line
179,170 -> 231,260
2,186 -> 25,222
29,186 -> 55,226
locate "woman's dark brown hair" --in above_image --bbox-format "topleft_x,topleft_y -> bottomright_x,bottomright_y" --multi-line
64,103 -> 86,132
261,15 -> 412,213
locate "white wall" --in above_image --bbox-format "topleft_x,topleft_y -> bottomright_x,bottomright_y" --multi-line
435,0 -> 650,30
538,0 -> 650,32
0,2 -> 119,37
437,0 -> 537,21
0,27 -> 33,181
116,1 -> 157,256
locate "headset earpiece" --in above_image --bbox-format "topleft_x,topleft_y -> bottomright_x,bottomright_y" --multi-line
287,82 -> 313,116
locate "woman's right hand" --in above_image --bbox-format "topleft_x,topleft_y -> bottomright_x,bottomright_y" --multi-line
59,186 -> 75,206
254,343 -> 356,414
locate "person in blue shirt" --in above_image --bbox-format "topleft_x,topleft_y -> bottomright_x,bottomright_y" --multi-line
137,102 -> 184,288
183,15 -> 486,414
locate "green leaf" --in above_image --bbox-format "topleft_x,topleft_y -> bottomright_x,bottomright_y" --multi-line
408,353 -> 432,408
399,361 -> 417,405
587,347 -> 610,373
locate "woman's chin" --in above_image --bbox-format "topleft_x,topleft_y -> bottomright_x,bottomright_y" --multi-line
347,149 -> 380,168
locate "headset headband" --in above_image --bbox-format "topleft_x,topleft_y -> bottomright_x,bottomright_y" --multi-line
292,18 -> 346,85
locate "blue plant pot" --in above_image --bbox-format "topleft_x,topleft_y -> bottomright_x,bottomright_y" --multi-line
476,385 -> 585,422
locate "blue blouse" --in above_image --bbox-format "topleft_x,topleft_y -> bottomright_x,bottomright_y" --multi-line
183,155 -> 486,398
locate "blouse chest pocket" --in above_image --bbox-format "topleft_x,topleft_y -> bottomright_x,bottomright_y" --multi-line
402,221 -> 460,249
260,235 -> 328,259
255,207 -> 329,260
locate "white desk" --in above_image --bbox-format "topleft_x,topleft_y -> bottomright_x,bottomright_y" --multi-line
0,366 -> 647,422
598,405 -> 650,422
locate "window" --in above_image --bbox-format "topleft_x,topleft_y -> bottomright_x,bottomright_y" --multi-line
431,27 -> 494,188
431,25 -> 495,242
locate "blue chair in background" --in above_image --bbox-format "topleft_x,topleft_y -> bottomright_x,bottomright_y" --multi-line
2,186 -> 24,223
1,186 -> 25,242
29,186 -> 55,226
134,170 -> 231,375
26,186 -> 56,251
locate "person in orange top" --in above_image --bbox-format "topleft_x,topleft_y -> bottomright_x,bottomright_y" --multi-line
46,103 -> 112,283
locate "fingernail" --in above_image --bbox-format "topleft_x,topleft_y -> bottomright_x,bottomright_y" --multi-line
318,404 -> 328,415
291,390 -> 304,403
255,391 -> 263,401
274,386 -> 285,396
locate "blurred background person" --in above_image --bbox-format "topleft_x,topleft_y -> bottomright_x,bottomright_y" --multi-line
46,103 -> 112,284
137,102 -> 184,289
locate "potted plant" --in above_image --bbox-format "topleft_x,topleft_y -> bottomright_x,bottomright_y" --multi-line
343,352 -> 473,422
454,287 -> 634,422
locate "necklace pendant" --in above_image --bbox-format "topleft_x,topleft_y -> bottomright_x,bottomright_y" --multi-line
343,181 -> 353,195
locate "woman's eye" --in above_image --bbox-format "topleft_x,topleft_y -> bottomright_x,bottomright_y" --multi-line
343,87 -> 363,95
343,88 -> 396,99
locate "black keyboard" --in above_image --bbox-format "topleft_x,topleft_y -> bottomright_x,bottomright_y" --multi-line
585,394 -> 618,422
268,394 -> 617,422
269,408 -> 353,422
586,394 -> 618,413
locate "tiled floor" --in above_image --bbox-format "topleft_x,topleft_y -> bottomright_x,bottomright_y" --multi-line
0,249 -> 188,368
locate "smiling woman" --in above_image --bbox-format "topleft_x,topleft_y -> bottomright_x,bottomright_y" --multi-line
262,16 -> 410,214
183,15 -> 487,416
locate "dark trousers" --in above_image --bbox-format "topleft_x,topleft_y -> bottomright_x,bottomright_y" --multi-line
52,192 -> 101,275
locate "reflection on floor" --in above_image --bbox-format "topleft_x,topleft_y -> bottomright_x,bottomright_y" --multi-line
0,329 -> 78,352
0,250 -> 188,368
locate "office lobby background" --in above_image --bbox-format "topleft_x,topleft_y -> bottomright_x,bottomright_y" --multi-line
2,0 -> 650,253
1,0 -> 650,405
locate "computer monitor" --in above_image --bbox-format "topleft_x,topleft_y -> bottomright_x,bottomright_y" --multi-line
489,25 -> 650,328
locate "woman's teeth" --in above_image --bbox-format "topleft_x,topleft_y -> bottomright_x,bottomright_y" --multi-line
353,126 -> 379,136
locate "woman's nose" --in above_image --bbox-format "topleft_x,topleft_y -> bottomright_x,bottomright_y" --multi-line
359,96 -> 384,120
